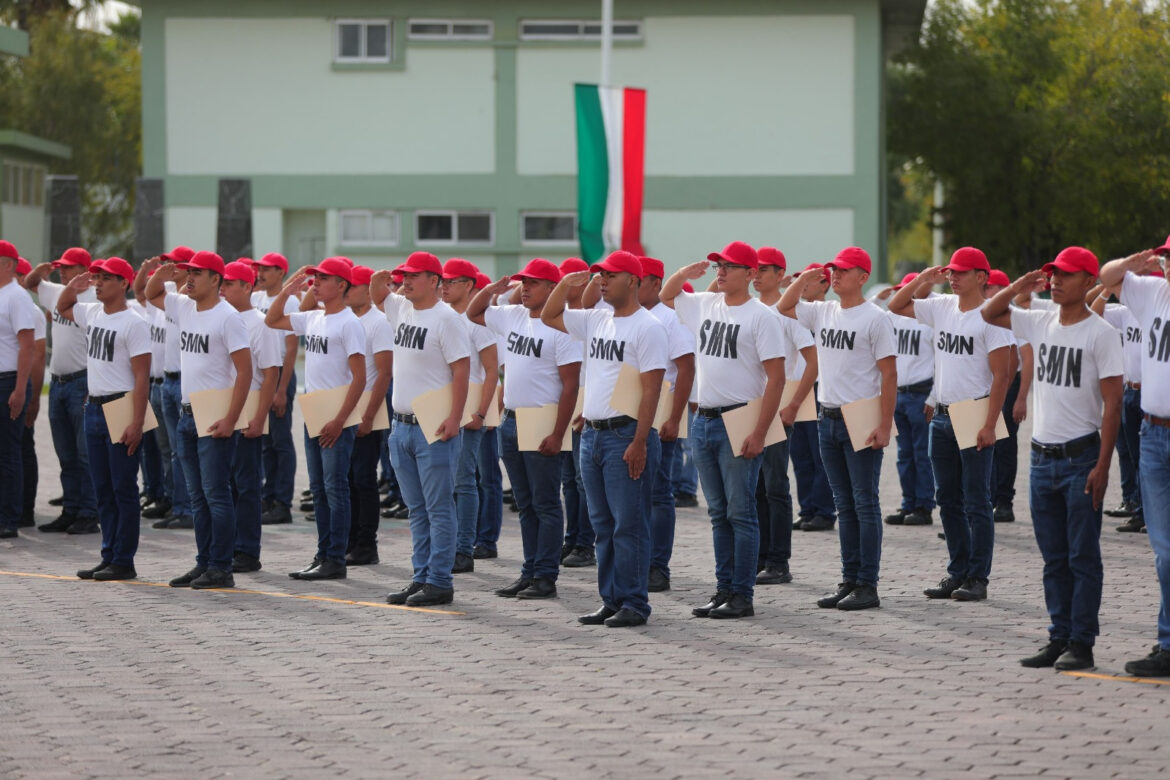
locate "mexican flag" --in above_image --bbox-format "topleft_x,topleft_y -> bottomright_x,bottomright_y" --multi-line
575,83 -> 646,263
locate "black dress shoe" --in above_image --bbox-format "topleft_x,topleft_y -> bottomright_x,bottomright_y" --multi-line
151,515 -> 175,529
837,583 -> 880,610
817,582 -> 857,608
578,605 -> 617,624
802,515 -> 835,532
452,552 -> 475,573
232,552 -> 262,573
345,546 -> 380,566
1117,515 -> 1146,533
647,567 -> 670,592
692,591 -> 731,617
560,542 -> 574,562
674,492 -> 699,508
298,559 -> 346,580
77,561 -> 110,580
19,511 -> 34,527
884,509 -> 908,525
288,557 -> 323,579
49,495 -> 64,507
167,515 -> 194,529
756,564 -> 792,585
169,566 -> 207,587
142,498 -> 172,519
66,516 -> 100,535
709,593 -> 754,619
191,569 -> 235,589
304,512 -> 316,523
38,512 -> 77,533
0,527 -> 16,539
261,504 -> 292,525
473,545 -> 497,559
495,577 -> 532,598
392,506 -> 409,519
93,564 -> 137,581
604,607 -> 647,627
563,546 -> 596,567
1054,641 -> 1095,671
993,504 -> 1015,523
380,493 -> 402,509
1105,500 -> 1137,518
406,583 -> 454,606
502,488 -> 514,501
299,500 -> 315,512
903,508 -> 933,525
952,578 -> 988,601
1020,639 -> 1068,668
516,578 -> 557,599
924,576 -> 963,599
387,581 -> 425,605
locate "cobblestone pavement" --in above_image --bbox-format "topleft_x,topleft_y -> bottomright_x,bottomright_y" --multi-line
2,408 -> 1168,779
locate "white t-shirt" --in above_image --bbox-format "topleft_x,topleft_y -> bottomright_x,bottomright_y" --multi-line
164,293 -> 250,403
383,295 -> 470,413
129,300 -> 167,378
1101,304 -> 1142,383
252,290 -> 300,361
912,295 -> 1014,405
887,311 -> 934,386
674,292 -> 785,407
767,301 -> 817,381
795,300 -> 897,407
563,307 -> 668,421
485,304 -> 581,409
647,301 -> 695,386
1120,272 -> 1170,417
1011,308 -> 1123,444
456,312 -> 497,386
289,307 -> 366,394
35,280 -> 96,375
0,281 -> 41,373
240,309 -> 283,391
357,307 -> 395,392
25,290 -> 45,341
71,303 -> 151,396
158,281 -> 183,374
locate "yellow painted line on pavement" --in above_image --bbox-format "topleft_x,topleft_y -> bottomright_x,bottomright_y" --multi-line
0,569 -> 463,616
1061,671 -> 1170,686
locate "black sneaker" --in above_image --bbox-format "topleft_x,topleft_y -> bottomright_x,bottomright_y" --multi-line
647,567 -> 670,592
837,584 -> 880,610
167,515 -> 194,529
924,576 -> 963,599
1117,515 -> 1146,533
1054,641 -> 1095,671
560,542 -> 574,563
674,492 -> 699,509
1105,500 -> 1138,518
473,545 -> 498,559
802,515 -> 835,532
495,577 -> 533,598
38,512 -> 78,533
755,564 -> 792,585
903,508 -> 933,526
562,546 -> 596,567
692,591 -> 731,617
1020,640 -> 1068,668
709,593 -> 754,619
516,578 -> 558,599
93,564 -> 137,581
817,582 -> 857,608
406,584 -> 454,607
142,498 -> 172,519
1124,646 -> 1170,677
345,546 -> 380,566
169,566 -> 207,588
452,552 -> 475,573
793,517 -> 808,530
387,581 -> 425,605
993,504 -> 1015,523
151,515 -> 175,529
65,516 -> 100,535
952,577 -> 988,601
884,509 -> 908,526
191,569 -> 235,589
232,552 -> 262,573
261,504 -> 292,525
77,561 -> 110,580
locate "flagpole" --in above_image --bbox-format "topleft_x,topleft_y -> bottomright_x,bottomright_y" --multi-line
600,0 -> 613,88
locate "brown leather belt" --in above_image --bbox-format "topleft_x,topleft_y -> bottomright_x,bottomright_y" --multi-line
1144,414 -> 1170,429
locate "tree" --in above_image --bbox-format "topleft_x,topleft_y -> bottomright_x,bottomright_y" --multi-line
889,0 -> 1170,272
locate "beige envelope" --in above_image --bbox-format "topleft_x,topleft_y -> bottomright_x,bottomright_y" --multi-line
780,381 -> 817,423
653,386 -> 688,439
722,397 -> 786,456
840,396 -> 892,452
298,385 -> 363,439
516,404 -> 573,452
412,383 -> 475,445
608,363 -> 667,428
189,387 -> 270,437
947,397 -> 1009,450
361,390 -> 391,432
466,381 -> 501,428
101,391 -> 159,441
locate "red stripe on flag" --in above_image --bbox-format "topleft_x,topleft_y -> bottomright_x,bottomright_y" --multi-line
620,88 -> 646,256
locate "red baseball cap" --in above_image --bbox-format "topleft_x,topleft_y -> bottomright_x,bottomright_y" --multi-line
326,256 -> 354,268
892,272 -> 919,290
1043,246 -> 1099,278
512,258 -> 562,283
707,241 -> 758,269
559,257 -> 589,274
306,257 -> 355,284
398,251 -> 443,276
52,247 -> 92,269
639,256 -> 665,279
1154,235 -> 1170,257
90,257 -> 135,284
0,240 -> 18,260
827,247 -> 872,274
16,257 -> 32,275
254,252 -> 289,272
475,272 -> 491,290
222,261 -> 257,284
591,250 -> 645,278
391,264 -> 405,284
176,250 -> 226,276
161,245 -> 196,263
442,258 -> 480,281
945,247 -> 990,273
757,247 -> 787,269
987,269 -> 1011,288
682,282 -> 695,293
350,265 -> 374,286
805,262 -> 832,283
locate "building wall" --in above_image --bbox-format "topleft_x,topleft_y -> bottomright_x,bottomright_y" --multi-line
0,204 -> 45,260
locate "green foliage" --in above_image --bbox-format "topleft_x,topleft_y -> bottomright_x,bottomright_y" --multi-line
889,0 -> 1170,273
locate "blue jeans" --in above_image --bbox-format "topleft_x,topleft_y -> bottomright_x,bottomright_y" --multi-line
232,432 -> 263,558
756,438 -> 793,568
148,382 -> 172,501
262,370 -> 297,508
475,426 -> 503,551
791,418 -> 836,521
454,426 -> 484,557
177,411 -> 237,572
991,373 -> 1022,507
140,428 -> 163,500
692,415 -> 762,599
930,414 -> 995,581
303,424 -> 356,565
348,429 -> 382,550
390,422 -> 460,589
650,437 -> 679,575
580,423 -> 659,618
1116,386 -> 1143,507
562,430 -> 594,548
21,424 -> 36,516
671,408 -> 699,496
818,414 -> 883,585
1140,421 -> 1170,650
499,415 -> 564,581
161,376 -> 191,518
1029,442 -> 1103,645
893,389 -> 934,512
0,374 -> 27,529
48,374 -> 96,518
84,402 -> 139,566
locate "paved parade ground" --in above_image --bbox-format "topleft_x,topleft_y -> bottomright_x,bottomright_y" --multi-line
2,407 -> 1168,779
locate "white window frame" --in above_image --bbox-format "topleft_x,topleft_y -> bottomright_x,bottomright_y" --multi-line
334,18 -> 393,63
1,161 -> 46,208
521,211 -> 578,246
414,210 -> 495,246
407,18 -> 493,41
338,209 -> 400,246
519,19 -> 643,42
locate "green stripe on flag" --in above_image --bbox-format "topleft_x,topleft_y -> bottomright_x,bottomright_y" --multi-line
575,83 -> 608,264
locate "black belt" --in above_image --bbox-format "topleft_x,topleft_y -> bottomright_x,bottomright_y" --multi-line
585,415 -> 636,431
934,403 -> 951,417
501,408 -> 515,421
820,406 -> 844,420
1031,433 -> 1100,460
89,392 -> 127,406
151,377 -> 164,385
181,403 -> 193,416
165,371 -> 181,381
392,412 -> 418,425
51,369 -> 87,384
695,403 -> 747,419
897,380 -> 933,394
0,371 -> 16,381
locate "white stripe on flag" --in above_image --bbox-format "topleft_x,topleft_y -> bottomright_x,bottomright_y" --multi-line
599,86 -> 624,254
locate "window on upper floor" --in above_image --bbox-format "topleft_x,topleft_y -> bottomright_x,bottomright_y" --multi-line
1,161 -> 45,208
521,212 -> 577,245
339,210 -> 399,246
519,19 -> 643,41
407,19 -> 493,41
335,19 -> 392,63
415,211 -> 494,246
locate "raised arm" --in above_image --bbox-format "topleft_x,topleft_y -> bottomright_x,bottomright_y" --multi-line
466,277 -> 512,327
889,266 -> 945,318
1099,249 -> 1158,290
778,266 -> 823,319
55,272 -> 93,324
540,271 -> 590,333
22,262 -> 54,292
660,261 -> 709,309
264,269 -> 308,331
983,270 -> 1045,329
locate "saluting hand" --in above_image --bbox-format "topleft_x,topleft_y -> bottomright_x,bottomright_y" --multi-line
1010,269 -> 1047,296
680,261 -> 710,280
916,266 -> 947,288
67,272 -> 93,292
562,270 -> 591,287
282,269 -> 309,296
